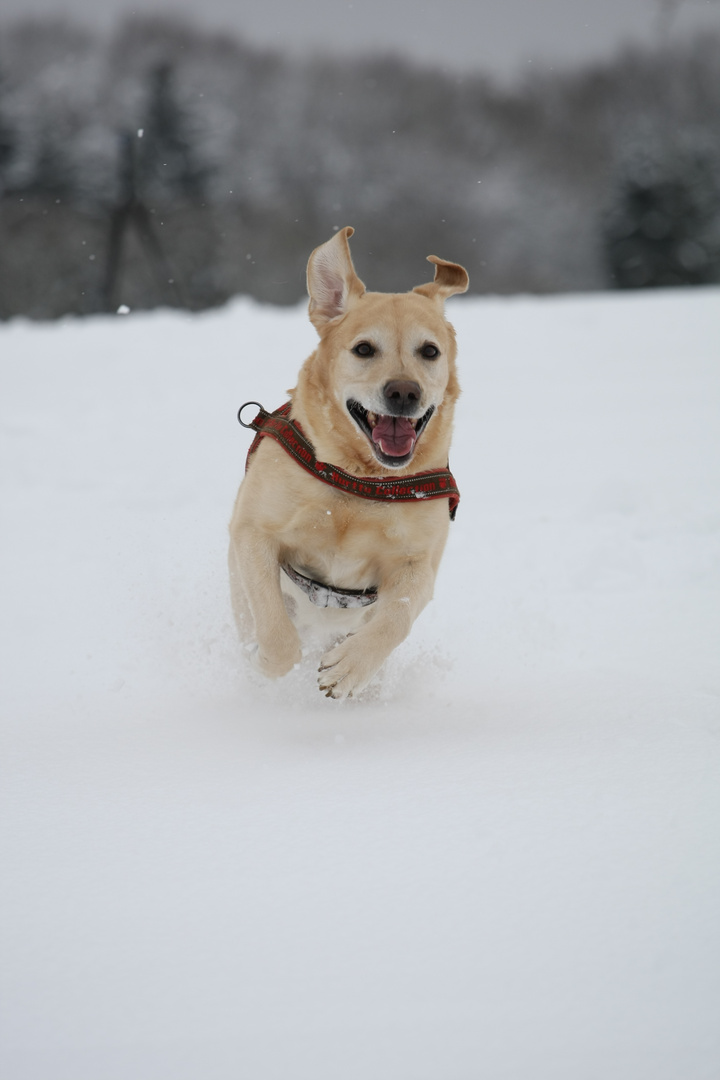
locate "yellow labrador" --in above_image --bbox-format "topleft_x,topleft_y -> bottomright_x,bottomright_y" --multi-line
229,227 -> 468,699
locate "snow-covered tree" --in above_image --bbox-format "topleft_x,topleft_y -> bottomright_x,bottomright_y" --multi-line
0,14 -> 718,317
604,136 -> 720,287
135,61 -> 208,204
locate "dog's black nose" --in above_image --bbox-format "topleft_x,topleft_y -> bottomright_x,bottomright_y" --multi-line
383,380 -> 422,415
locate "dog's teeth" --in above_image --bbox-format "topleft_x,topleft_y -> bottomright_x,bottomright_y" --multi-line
368,412 -> 377,426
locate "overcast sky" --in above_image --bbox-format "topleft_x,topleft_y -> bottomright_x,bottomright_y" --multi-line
1,0 -> 719,78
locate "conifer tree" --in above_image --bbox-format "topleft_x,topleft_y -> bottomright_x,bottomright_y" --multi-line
604,140 -> 720,288
137,61 -> 207,204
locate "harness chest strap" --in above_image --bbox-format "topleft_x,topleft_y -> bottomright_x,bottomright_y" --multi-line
239,401 -> 460,519
282,562 -> 378,608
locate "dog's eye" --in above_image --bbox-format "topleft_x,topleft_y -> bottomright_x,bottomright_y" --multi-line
352,341 -> 376,358
420,343 -> 440,360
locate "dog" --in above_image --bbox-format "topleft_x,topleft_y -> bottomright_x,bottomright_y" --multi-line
228,226 -> 468,699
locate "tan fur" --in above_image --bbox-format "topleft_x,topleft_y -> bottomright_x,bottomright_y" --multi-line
228,227 -> 468,699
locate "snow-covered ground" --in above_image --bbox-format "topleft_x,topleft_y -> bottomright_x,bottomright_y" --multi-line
1,286 -> 719,1079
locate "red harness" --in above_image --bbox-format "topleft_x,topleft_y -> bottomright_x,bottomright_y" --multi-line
239,401 -> 460,519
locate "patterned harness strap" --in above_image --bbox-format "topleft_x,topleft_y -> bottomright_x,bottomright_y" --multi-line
238,401 -> 460,519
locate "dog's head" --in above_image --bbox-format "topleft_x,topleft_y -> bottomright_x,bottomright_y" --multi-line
295,227 -> 468,474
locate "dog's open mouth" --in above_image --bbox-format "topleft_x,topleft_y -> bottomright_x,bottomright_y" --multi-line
347,400 -> 435,467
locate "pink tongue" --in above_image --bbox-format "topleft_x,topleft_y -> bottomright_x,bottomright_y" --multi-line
371,415 -> 417,457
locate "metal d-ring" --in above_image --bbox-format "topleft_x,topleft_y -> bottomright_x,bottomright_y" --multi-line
237,401 -> 264,429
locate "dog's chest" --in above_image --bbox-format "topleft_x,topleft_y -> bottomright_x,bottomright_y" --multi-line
283,495 -> 414,590
288,504 -> 377,581
248,445 -> 449,590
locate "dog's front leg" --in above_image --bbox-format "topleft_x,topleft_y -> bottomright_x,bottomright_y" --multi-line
318,560 -> 435,699
230,525 -> 302,679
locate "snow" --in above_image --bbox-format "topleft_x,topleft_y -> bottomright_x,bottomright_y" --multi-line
1,286 -> 719,1079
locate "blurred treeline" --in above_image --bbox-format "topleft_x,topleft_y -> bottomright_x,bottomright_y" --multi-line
0,16 -> 719,318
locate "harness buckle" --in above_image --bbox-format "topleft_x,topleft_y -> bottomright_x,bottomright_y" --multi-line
237,401 -> 265,429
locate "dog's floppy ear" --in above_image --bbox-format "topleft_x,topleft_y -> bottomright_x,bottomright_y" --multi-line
413,256 -> 469,302
307,226 -> 366,330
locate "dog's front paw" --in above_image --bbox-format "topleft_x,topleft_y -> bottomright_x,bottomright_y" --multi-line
254,632 -> 302,679
318,634 -> 384,700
